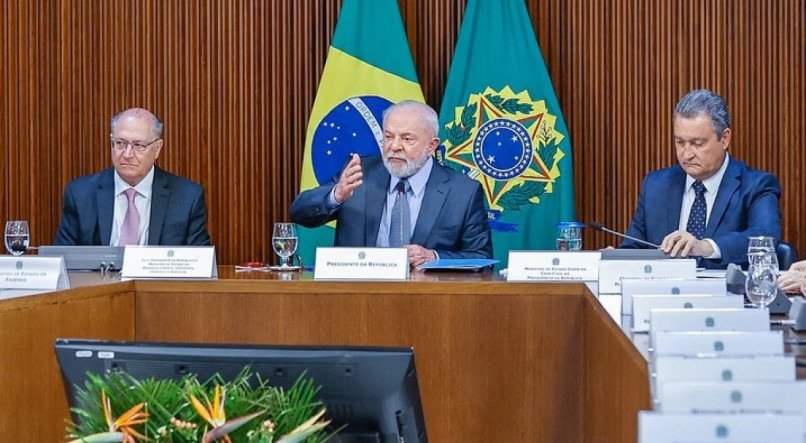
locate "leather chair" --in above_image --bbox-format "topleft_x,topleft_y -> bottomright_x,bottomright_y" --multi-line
777,241 -> 799,271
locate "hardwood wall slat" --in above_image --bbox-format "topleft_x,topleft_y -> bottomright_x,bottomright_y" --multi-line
0,0 -> 803,265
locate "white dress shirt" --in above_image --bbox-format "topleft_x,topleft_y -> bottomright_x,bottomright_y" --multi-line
110,167 -> 154,246
677,153 -> 730,258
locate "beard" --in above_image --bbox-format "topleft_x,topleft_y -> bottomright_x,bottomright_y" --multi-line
382,150 -> 431,178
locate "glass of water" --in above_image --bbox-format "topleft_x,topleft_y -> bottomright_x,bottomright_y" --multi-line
556,221 -> 584,251
745,251 -> 778,309
272,222 -> 298,268
4,220 -> 30,256
747,235 -> 779,271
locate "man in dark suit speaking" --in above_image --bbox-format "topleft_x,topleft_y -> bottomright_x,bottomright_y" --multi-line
55,107 -> 211,246
290,100 -> 493,268
621,89 -> 781,268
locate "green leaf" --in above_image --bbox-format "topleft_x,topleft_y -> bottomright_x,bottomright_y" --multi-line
498,181 -> 547,211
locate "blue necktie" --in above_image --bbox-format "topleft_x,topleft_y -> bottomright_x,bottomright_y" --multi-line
389,179 -> 410,247
686,181 -> 707,240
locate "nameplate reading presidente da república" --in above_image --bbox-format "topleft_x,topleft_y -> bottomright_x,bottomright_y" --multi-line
506,251 -> 601,282
314,247 -> 408,280
0,256 -> 69,291
121,246 -> 217,279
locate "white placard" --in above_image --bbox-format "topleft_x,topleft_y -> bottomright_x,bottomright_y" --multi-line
654,356 -> 796,402
598,259 -> 697,294
660,381 -> 806,415
633,294 -> 744,332
506,251 -> 600,281
314,247 -> 408,280
653,331 -> 784,358
0,256 -> 69,290
649,308 -> 769,345
639,411 -> 803,443
622,277 -> 727,314
121,246 -> 217,279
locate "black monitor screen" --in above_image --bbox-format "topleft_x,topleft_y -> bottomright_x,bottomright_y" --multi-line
55,339 -> 428,443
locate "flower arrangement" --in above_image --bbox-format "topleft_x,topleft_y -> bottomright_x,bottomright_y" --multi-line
65,368 -> 334,443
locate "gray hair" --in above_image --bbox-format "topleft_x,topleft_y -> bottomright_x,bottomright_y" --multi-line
674,89 -> 731,139
110,107 -> 164,139
382,100 -> 439,139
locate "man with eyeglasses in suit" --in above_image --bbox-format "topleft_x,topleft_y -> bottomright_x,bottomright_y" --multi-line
55,107 -> 211,246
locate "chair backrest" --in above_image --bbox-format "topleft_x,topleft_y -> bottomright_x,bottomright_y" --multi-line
777,241 -> 799,271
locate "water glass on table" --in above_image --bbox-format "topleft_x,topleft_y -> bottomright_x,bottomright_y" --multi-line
272,222 -> 298,268
4,220 -> 30,256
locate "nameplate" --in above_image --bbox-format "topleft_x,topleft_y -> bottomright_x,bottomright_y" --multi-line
622,277 -> 726,314
0,256 -> 69,290
649,308 -> 769,345
639,411 -> 803,443
660,381 -> 806,415
314,247 -> 408,280
633,294 -> 744,332
507,251 -> 600,281
653,356 -> 796,401
653,331 -> 784,358
598,259 -> 697,294
121,246 -> 217,279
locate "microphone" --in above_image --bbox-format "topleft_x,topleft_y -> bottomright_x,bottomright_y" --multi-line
588,222 -> 661,249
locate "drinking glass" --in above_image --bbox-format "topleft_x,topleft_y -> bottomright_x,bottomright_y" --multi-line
747,236 -> 779,271
272,222 -> 298,268
745,251 -> 778,309
4,221 -> 30,256
556,221 -> 584,251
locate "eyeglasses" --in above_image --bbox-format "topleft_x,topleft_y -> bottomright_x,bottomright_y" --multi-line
110,138 -> 160,153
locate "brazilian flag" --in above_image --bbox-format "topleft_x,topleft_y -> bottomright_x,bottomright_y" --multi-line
438,0 -> 575,267
296,0 -> 424,265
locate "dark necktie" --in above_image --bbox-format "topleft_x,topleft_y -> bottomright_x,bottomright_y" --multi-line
686,181 -> 707,240
388,179 -> 410,247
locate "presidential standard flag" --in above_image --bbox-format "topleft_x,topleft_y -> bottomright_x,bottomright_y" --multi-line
438,0 -> 575,266
295,0 -> 424,265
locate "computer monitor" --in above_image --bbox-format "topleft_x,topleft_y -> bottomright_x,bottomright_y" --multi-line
39,246 -> 124,271
54,339 -> 428,443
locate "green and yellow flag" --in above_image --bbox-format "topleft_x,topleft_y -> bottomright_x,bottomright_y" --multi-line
438,0 -> 575,267
296,0 -> 424,264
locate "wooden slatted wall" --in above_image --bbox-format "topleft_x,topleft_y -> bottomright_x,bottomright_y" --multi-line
1,0 -> 803,265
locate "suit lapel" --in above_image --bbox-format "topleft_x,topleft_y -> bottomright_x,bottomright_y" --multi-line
411,165 -> 448,245
364,162 -> 389,246
148,168 -> 171,245
705,158 -> 740,238
97,169 -> 116,245
666,168 -> 686,234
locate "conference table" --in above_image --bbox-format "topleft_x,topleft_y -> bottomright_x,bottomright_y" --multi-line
1,267 -> 651,442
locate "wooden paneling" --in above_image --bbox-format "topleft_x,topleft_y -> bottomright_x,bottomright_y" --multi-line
0,284 -> 135,440
135,279 -> 588,442
1,0 -> 803,263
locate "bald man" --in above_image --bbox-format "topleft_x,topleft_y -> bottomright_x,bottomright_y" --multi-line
55,107 -> 211,246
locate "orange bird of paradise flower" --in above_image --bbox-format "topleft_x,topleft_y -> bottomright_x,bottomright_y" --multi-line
103,390 -> 149,443
190,385 -> 264,443
67,390 -> 151,443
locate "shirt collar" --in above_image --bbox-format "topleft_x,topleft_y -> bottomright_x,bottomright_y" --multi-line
685,153 -> 730,195
114,166 -> 155,199
389,157 -> 434,197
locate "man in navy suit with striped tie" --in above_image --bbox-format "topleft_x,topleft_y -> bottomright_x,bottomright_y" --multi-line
55,107 -> 211,247
620,89 -> 781,269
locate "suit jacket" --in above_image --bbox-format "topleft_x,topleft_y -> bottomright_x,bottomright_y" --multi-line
54,167 -> 212,246
621,157 -> 781,268
290,156 -> 493,259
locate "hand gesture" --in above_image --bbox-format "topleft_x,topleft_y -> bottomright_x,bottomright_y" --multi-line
334,154 -> 363,203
